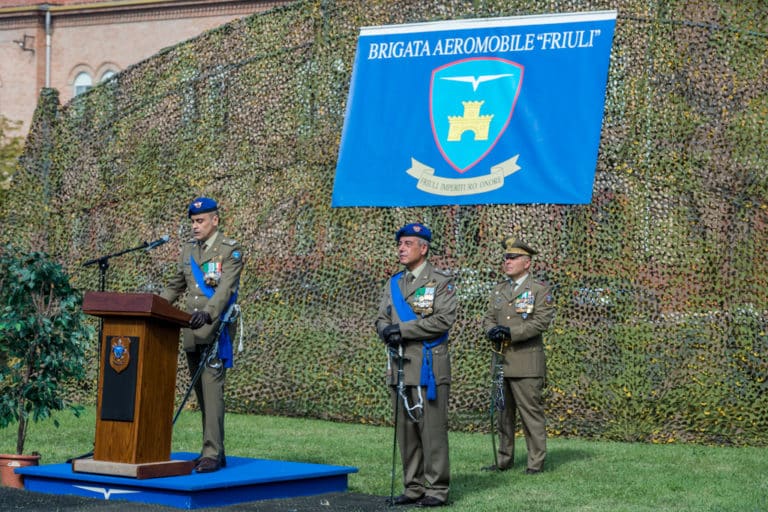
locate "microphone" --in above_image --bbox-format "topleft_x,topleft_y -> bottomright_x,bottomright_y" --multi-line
145,235 -> 170,251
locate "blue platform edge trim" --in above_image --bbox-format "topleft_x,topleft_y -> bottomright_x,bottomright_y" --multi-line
16,452 -> 358,510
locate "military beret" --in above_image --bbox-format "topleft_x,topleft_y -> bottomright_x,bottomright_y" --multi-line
502,236 -> 537,256
396,222 -> 432,242
188,197 -> 218,217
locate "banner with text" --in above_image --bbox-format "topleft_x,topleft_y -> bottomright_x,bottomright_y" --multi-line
332,11 -> 617,207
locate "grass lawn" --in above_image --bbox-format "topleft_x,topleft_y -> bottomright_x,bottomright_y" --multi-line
2,408 -> 766,511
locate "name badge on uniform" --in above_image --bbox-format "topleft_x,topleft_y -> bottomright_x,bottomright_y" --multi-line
411,282 -> 436,316
203,258 -> 222,287
515,290 -> 535,319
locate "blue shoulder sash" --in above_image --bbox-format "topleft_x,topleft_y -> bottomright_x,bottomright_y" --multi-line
390,272 -> 448,401
190,255 -> 237,368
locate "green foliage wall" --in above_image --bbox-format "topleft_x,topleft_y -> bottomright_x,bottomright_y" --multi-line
3,0 -> 767,445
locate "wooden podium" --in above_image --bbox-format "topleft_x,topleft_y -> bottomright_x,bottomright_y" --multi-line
74,292 -> 196,478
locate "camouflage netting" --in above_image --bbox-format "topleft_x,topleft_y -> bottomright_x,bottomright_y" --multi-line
3,0 -> 767,445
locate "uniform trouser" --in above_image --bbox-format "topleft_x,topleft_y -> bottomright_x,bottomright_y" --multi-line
186,347 -> 226,462
496,377 -> 546,471
391,384 -> 450,502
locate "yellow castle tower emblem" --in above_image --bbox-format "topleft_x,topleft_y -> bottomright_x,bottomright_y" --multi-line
446,101 -> 494,142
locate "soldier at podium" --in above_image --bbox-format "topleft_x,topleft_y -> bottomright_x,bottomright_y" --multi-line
161,197 -> 244,473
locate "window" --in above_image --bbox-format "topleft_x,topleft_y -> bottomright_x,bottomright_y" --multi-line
100,70 -> 116,82
73,72 -> 92,96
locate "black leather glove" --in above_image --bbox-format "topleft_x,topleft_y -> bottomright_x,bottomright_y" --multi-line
486,325 -> 510,343
382,324 -> 403,347
190,311 -> 212,329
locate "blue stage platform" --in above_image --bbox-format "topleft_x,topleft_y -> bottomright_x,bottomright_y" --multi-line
15,452 -> 358,509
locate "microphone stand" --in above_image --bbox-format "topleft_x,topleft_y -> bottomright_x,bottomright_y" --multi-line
83,239 -> 159,354
83,239 -> 158,287
68,240 -> 159,463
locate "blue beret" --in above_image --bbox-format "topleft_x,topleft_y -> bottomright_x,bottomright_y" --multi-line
396,223 -> 432,242
188,197 -> 218,217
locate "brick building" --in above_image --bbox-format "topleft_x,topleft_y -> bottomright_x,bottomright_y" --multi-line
0,0 -> 288,137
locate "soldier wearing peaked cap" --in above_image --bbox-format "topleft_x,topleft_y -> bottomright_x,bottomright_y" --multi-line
375,223 -> 457,507
160,197 -> 244,474
482,237 -> 555,474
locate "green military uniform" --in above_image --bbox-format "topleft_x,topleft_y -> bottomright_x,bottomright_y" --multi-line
161,228 -> 243,464
482,241 -> 555,472
376,259 -> 457,504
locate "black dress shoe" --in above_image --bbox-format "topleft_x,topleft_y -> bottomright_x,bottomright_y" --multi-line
482,464 -> 509,472
390,494 -> 420,505
193,455 -> 225,468
417,496 -> 446,507
525,468 -> 542,475
195,457 -> 222,473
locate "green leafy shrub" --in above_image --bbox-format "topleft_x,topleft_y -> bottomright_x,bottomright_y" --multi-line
0,245 -> 94,454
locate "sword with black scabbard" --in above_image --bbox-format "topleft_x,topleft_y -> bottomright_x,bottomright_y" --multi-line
489,340 -> 506,468
387,343 -> 405,507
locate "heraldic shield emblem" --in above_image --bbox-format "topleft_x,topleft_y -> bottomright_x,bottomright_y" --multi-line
430,57 -> 524,174
109,336 -> 131,373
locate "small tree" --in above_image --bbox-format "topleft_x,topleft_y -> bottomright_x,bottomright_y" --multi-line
0,245 -> 93,455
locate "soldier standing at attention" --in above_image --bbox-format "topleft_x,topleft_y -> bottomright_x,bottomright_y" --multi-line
483,237 -> 555,474
376,223 -> 457,507
161,197 -> 244,473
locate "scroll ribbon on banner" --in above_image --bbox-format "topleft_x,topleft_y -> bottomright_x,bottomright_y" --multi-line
407,155 -> 521,196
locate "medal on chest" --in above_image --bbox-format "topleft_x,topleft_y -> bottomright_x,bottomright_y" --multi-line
411,281 -> 436,316
515,290 -> 535,319
203,258 -> 222,287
